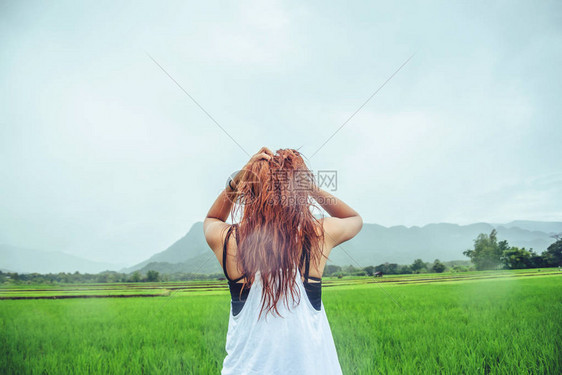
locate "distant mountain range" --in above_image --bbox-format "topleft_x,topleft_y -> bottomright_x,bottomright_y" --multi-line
0,244 -> 124,274
124,220 -> 562,275
2,220 -> 560,275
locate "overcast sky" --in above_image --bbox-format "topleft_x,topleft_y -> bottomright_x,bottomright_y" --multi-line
1,1 -> 561,266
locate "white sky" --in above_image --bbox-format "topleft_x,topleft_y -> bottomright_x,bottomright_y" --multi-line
1,1 -> 561,266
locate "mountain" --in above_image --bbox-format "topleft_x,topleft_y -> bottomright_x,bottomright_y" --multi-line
495,220 -> 562,235
128,220 -> 559,273
0,244 -> 124,274
120,222 -> 207,273
326,222 -> 555,267
5,220 -> 556,275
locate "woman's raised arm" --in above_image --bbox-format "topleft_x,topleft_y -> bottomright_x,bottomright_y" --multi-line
203,147 -> 274,253
310,187 -> 363,249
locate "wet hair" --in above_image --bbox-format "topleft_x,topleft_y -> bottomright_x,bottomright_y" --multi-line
227,148 -> 326,320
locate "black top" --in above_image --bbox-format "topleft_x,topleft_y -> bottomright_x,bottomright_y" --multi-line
222,225 -> 322,315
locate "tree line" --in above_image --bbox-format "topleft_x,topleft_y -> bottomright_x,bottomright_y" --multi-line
463,229 -> 562,270
0,258 -> 457,284
0,269 -> 225,285
2,231 -> 560,285
322,258 -> 451,278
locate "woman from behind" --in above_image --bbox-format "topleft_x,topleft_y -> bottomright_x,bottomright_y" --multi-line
203,147 -> 363,375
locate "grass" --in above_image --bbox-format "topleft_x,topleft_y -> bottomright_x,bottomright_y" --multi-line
328,274 -> 561,374
0,270 -> 560,374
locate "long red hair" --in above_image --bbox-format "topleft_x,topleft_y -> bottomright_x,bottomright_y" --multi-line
227,148 -> 326,320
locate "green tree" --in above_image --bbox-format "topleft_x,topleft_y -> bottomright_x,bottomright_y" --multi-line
147,270 -> 160,282
411,259 -> 426,273
342,265 -> 359,275
431,259 -> 446,273
130,271 -> 142,282
96,273 -> 109,283
451,265 -> 469,272
376,263 -> 399,274
542,237 -> 562,267
463,229 -> 504,270
387,263 -> 399,274
399,265 -> 413,274
363,266 -> 375,276
529,251 -> 546,268
501,247 -> 532,269
324,265 -> 342,276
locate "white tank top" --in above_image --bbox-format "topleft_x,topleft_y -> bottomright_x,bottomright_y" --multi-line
221,267 -> 343,375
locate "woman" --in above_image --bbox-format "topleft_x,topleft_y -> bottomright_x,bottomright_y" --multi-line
203,147 -> 363,374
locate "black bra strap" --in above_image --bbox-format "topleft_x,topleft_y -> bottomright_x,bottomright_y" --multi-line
230,275 -> 245,283
299,243 -> 322,282
298,247 -> 306,277
223,226 -> 245,283
298,245 -> 321,282
304,248 -> 311,282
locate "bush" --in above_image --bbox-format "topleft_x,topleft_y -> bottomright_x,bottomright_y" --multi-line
451,265 -> 469,273
431,259 -> 446,273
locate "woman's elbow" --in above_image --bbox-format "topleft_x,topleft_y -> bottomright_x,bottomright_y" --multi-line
352,212 -> 363,227
356,215 -> 364,232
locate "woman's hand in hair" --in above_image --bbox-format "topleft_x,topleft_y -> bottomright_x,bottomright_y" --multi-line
231,147 -> 274,189
248,147 -> 273,164
241,148 -> 273,173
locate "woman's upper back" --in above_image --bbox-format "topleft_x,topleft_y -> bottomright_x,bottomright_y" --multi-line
221,266 -> 343,375
221,220 -> 333,284
223,224 -> 324,315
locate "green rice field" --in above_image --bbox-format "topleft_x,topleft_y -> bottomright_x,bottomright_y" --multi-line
1,269 -> 561,374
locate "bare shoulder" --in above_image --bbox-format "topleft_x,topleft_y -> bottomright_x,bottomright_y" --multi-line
203,218 -> 232,255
